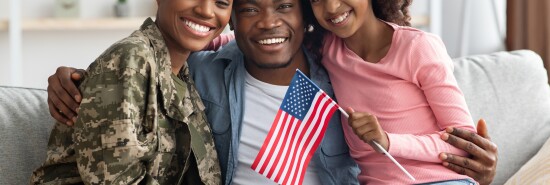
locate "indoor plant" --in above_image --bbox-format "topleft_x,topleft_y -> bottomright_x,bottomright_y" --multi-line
114,0 -> 129,17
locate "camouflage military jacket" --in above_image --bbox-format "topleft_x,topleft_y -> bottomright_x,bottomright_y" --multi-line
30,18 -> 221,185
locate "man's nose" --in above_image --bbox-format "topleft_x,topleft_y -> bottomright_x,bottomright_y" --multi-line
256,12 -> 283,30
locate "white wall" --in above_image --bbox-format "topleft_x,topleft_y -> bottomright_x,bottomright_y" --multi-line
1,0 -> 11,87
411,0 -> 507,58
1,0 -> 507,89
0,0 -> 157,89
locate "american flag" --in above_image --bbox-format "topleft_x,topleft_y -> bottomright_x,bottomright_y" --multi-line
251,69 -> 339,185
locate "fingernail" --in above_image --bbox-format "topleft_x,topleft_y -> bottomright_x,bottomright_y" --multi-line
440,153 -> 448,160
446,127 -> 453,133
67,121 -> 73,126
72,117 -> 77,123
442,162 -> 449,166
75,95 -> 81,102
441,133 -> 449,140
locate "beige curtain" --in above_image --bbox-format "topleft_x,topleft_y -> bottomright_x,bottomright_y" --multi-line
507,0 -> 550,83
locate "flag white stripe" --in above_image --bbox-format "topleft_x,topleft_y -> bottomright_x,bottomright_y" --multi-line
294,95 -> 337,184
285,92 -> 327,184
263,115 -> 294,176
278,92 -> 324,183
254,112 -> 290,173
289,93 -> 334,184
253,112 -> 285,173
270,117 -> 300,182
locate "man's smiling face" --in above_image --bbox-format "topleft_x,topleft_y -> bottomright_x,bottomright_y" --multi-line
231,0 -> 305,69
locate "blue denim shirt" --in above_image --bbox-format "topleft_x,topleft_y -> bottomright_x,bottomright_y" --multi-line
188,41 -> 359,185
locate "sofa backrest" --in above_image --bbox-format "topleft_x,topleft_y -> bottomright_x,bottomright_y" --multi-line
1,50 -> 549,185
0,86 -> 54,185
453,50 -> 550,185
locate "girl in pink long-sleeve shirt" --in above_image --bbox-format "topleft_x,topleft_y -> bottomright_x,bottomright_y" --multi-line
308,0 -> 477,184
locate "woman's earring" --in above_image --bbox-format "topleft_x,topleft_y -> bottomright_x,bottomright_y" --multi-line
305,24 -> 314,33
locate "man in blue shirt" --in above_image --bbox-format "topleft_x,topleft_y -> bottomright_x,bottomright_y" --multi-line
46,0 -> 497,184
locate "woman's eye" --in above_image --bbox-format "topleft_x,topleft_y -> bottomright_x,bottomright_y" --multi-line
216,1 -> 230,8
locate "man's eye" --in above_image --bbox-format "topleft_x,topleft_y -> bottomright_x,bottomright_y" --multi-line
240,8 -> 258,12
279,4 -> 293,9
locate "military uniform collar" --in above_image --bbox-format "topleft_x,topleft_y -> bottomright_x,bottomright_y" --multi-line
141,17 -> 195,123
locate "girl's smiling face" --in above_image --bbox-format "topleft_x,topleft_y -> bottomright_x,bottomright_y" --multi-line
309,0 -> 370,38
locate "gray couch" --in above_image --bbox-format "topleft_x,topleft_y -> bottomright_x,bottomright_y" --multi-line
1,50 -> 549,185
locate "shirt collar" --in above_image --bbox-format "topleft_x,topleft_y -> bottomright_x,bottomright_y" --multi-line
140,17 -> 196,122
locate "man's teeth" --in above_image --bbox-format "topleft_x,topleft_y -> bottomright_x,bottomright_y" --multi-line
184,19 -> 210,33
331,11 -> 349,24
258,38 -> 286,45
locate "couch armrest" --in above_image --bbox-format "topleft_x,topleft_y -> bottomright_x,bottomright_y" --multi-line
453,50 -> 550,185
0,86 -> 55,185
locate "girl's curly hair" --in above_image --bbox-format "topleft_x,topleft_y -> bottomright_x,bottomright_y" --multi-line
303,0 -> 412,61
372,0 -> 412,27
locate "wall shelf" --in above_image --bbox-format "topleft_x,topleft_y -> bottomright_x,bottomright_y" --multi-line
0,15 -> 429,32
0,20 -> 7,31
0,17 -> 149,31
411,15 -> 430,28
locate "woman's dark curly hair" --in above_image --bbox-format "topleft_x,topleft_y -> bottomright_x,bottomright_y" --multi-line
303,0 -> 412,61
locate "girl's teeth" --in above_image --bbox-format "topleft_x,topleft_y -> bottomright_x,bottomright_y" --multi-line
331,12 -> 349,24
184,19 -> 210,33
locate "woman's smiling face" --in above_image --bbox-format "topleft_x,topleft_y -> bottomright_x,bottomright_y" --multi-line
156,0 -> 233,52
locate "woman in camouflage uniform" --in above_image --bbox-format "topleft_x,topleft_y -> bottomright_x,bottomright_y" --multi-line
30,0 -> 232,184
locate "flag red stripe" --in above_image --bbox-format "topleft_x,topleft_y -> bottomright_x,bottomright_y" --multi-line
263,113 -> 293,176
252,109 -> 284,170
290,93 -> 334,184
273,117 -> 302,183
266,116 -> 298,180
295,98 -> 338,184
257,112 -> 290,175
282,92 -> 326,184
264,114 -> 296,179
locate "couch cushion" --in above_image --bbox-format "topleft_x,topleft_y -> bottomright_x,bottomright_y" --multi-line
0,86 -> 55,185
504,136 -> 550,184
453,50 -> 550,185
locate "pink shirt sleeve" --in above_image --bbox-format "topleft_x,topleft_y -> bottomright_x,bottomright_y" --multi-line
204,33 -> 235,51
387,33 -> 476,163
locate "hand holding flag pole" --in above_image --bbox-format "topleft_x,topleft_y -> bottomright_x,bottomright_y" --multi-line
338,107 -> 416,181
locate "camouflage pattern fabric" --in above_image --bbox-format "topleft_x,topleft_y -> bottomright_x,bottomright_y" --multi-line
30,18 -> 221,185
